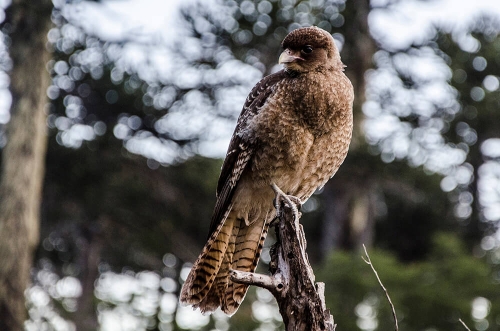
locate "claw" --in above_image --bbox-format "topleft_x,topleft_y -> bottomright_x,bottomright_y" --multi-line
270,183 -> 307,253
271,183 -> 302,222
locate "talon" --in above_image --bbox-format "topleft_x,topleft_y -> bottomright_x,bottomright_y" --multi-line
271,183 -> 301,222
272,197 -> 283,211
272,197 -> 282,218
271,184 -> 301,209
288,196 -> 302,210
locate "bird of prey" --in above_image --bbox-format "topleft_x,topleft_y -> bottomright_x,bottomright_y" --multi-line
180,26 -> 353,315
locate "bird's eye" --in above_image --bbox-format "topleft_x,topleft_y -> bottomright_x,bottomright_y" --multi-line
302,45 -> 313,54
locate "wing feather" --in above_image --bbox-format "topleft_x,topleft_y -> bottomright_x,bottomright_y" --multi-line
208,70 -> 287,236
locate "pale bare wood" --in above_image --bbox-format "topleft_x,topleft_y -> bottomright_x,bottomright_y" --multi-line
362,244 -> 398,331
459,318 -> 472,331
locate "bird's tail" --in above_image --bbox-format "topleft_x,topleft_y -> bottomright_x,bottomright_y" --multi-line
179,210 -> 269,315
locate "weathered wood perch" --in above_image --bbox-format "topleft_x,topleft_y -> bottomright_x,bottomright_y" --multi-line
230,185 -> 335,331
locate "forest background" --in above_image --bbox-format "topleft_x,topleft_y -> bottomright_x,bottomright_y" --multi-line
1,0 -> 500,330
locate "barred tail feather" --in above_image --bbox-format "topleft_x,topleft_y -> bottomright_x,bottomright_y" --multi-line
179,209 -> 235,308
195,216 -> 240,313
180,211 -> 272,316
222,218 -> 270,315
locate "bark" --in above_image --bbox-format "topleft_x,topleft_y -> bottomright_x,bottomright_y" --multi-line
231,195 -> 335,331
0,1 -> 52,330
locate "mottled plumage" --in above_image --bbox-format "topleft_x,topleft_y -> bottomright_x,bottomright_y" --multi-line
180,26 -> 354,315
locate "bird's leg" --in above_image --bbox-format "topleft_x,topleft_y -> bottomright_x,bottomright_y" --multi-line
271,183 -> 314,277
271,183 -> 302,222
271,183 -> 309,253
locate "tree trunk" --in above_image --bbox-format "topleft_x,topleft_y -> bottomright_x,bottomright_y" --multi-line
320,0 -> 377,256
74,224 -> 103,331
0,1 -> 52,329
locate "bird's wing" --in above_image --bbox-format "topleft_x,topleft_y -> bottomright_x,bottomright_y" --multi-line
208,70 -> 287,236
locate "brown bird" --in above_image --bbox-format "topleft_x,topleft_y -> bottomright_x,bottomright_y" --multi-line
180,26 -> 353,315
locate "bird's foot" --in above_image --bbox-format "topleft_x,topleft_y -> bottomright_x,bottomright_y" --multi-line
271,183 -> 307,253
271,183 -> 302,222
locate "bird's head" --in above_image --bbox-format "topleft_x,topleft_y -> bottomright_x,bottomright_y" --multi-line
279,26 -> 343,74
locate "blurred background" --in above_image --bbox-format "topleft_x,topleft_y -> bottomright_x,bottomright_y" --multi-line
1,0 -> 500,330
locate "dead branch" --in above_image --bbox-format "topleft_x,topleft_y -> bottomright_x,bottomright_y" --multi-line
362,244 -> 398,331
459,318 -> 472,331
231,186 -> 335,331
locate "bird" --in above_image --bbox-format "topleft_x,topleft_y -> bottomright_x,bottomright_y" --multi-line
179,26 -> 353,315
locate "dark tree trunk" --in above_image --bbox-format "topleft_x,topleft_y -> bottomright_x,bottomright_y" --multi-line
0,1 -> 52,329
342,0 -> 376,143
320,0 -> 377,256
74,226 -> 103,331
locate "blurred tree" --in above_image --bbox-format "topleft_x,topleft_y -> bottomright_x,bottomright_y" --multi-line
365,14 -> 500,251
436,17 -> 500,245
39,146 -> 224,330
320,233 -> 500,331
0,1 -> 52,330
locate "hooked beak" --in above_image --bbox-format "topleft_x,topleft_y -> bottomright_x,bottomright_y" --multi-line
279,49 -> 304,64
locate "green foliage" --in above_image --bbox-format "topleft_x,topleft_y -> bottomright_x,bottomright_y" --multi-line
319,233 -> 500,331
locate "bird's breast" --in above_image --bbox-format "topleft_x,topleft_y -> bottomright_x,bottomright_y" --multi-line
247,107 -> 352,201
